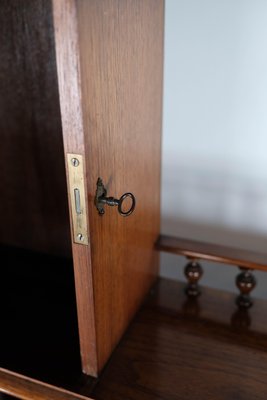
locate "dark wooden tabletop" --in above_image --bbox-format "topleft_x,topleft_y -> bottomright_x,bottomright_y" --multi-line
2,244 -> 267,399
91,279 -> 267,400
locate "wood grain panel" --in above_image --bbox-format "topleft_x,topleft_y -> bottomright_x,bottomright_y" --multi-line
77,0 -> 164,373
53,0 -> 164,375
92,279 -> 267,400
52,0 -> 97,376
0,0 -> 71,256
157,234 -> 267,271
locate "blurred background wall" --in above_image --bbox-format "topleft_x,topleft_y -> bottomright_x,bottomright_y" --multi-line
160,0 -> 267,298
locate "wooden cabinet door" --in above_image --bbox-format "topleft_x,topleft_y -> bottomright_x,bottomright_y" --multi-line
53,0 -> 164,377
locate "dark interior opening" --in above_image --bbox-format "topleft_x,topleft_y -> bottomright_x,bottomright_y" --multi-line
0,0 -> 82,387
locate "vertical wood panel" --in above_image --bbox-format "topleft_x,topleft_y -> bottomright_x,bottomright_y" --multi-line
52,0 -> 98,376
77,0 -> 164,372
53,0 -> 164,375
0,0 -> 71,256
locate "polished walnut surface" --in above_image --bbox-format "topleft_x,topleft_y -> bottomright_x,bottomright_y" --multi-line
2,247 -> 267,399
92,279 -> 267,399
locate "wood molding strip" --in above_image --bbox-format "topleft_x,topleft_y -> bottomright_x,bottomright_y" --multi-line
157,234 -> 267,271
0,368 -> 93,400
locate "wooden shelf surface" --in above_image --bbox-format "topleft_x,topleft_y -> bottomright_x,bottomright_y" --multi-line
157,234 -> 267,271
1,245 -> 267,399
91,279 -> 267,400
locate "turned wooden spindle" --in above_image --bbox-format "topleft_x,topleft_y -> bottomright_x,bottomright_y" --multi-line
235,267 -> 256,308
182,296 -> 201,317
231,308 -> 251,329
184,259 -> 203,297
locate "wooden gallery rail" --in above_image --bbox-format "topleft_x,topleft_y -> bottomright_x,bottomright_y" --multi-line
156,234 -> 267,308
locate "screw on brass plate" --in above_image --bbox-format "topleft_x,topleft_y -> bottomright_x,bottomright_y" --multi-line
77,233 -> 84,241
71,158 -> 80,167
